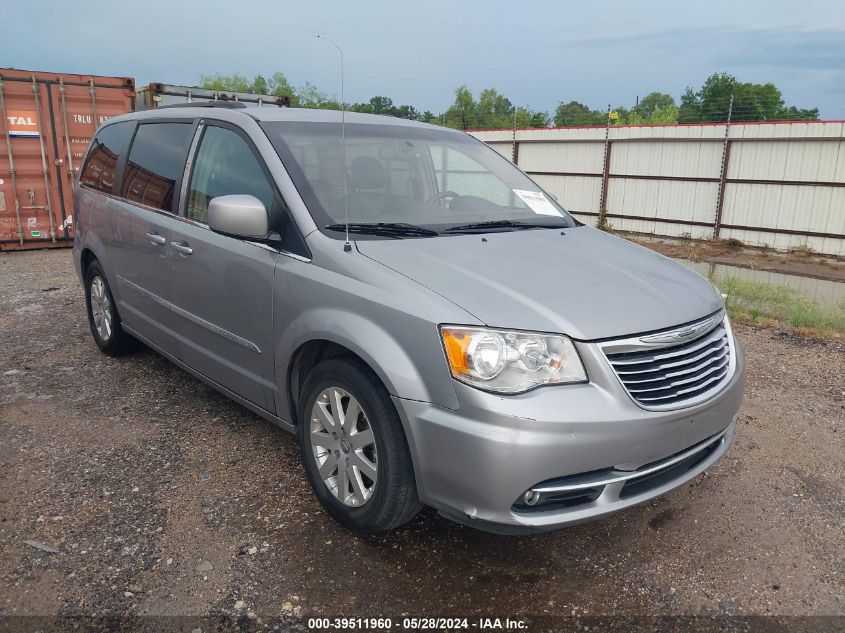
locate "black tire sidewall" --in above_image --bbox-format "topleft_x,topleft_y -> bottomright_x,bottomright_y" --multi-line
297,358 -> 418,532
84,261 -> 133,355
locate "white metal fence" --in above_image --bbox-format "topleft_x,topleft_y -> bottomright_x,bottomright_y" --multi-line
471,120 -> 845,257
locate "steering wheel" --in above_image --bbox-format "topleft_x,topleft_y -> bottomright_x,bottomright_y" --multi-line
427,190 -> 460,206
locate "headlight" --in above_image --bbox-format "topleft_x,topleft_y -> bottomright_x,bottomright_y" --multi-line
440,326 -> 587,394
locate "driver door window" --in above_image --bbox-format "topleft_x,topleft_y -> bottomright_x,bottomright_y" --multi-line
186,125 -> 274,223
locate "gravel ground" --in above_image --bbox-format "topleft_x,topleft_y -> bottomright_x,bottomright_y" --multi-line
0,249 -> 843,627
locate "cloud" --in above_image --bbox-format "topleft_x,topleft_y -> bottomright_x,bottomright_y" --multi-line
572,25 -> 845,70
1,3 -> 843,118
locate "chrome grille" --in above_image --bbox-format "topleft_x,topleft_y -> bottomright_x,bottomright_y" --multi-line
600,312 -> 735,410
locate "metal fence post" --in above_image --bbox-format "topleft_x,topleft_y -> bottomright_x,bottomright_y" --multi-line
512,107 -> 518,164
598,104 -> 612,228
713,94 -> 734,239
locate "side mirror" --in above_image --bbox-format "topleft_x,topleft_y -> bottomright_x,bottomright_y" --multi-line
207,195 -> 269,239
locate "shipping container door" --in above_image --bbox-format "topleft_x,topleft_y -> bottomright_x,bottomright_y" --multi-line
0,75 -> 62,248
0,69 -> 135,251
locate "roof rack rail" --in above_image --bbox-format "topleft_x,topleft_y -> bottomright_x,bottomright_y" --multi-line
156,102 -> 248,110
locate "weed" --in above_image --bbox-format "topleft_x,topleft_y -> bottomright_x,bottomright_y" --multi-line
713,274 -> 845,337
790,243 -> 817,257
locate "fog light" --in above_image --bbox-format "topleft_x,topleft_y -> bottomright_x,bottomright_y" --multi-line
523,490 -> 540,506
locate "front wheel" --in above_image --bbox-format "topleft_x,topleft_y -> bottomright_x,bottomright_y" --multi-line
298,358 -> 421,533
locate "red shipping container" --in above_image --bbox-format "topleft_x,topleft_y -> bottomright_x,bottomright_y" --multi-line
0,68 -> 135,251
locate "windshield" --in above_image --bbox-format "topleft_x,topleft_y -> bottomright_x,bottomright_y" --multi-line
261,121 -> 578,237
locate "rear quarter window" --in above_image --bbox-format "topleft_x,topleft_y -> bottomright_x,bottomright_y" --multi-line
121,122 -> 194,212
79,121 -> 134,194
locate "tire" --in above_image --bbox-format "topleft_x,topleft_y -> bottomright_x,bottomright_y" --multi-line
84,260 -> 138,357
298,357 -> 422,533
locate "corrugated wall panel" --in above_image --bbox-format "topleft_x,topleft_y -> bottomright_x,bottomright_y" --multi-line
610,141 -> 723,178
608,179 -> 718,226
721,184 -> 845,256
730,140 -> 845,183
728,141 -> 785,180
519,142 -> 604,173
485,142 -> 513,160
531,174 -> 602,219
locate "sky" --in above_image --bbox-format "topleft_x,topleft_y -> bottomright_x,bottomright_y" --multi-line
2,0 -> 844,118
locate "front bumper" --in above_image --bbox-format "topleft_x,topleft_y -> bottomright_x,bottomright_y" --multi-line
393,336 -> 745,534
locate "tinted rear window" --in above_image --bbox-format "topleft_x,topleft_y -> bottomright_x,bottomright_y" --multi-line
122,122 -> 193,212
79,121 -> 134,194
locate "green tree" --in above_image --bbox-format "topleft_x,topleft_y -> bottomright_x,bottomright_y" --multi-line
636,92 -> 675,118
649,103 -> 679,124
349,101 -> 374,114
349,97 -> 423,121
441,87 -> 549,130
623,93 -> 679,125
198,70 -> 821,128
679,72 -> 820,123
267,72 -> 296,100
199,73 -> 288,96
369,96 -> 394,115
199,73 -> 252,93
554,101 -> 606,126
296,82 -> 340,109
392,104 -> 422,121
779,105 -> 820,120
251,74 -> 268,95
476,88 -> 513,128
515,106 -> 550,128
444,85 -> 477,130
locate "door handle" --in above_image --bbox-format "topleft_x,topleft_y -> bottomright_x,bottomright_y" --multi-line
171,241 -> 193,256
146,232 -> 166,246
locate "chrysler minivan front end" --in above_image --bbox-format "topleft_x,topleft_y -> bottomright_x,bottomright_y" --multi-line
395,313 -> 744,534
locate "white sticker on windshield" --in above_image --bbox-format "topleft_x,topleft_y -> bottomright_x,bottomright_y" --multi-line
512,189 -> 562,217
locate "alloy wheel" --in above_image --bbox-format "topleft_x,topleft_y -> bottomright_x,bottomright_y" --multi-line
309,387 -> 378,507
90,276 -> 113,341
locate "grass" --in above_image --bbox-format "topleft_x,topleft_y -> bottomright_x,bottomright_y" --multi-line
714,274 -> 845,337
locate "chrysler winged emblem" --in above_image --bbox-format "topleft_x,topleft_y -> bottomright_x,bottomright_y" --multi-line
639,312 -> 723,345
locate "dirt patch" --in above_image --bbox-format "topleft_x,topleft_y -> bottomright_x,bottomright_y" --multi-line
1,249 -> 843,623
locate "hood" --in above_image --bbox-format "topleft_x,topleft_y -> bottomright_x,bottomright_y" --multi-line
356,226 -> 722,341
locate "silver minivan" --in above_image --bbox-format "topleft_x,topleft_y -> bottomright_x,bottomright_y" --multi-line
73,104 -> 745,534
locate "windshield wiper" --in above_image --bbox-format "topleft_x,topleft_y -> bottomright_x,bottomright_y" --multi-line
325,222 -> 439,238
444,219 -> 565,233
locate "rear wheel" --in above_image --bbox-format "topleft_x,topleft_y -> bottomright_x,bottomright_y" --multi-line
84,260 -> 138,356
298,358 -> 421,533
